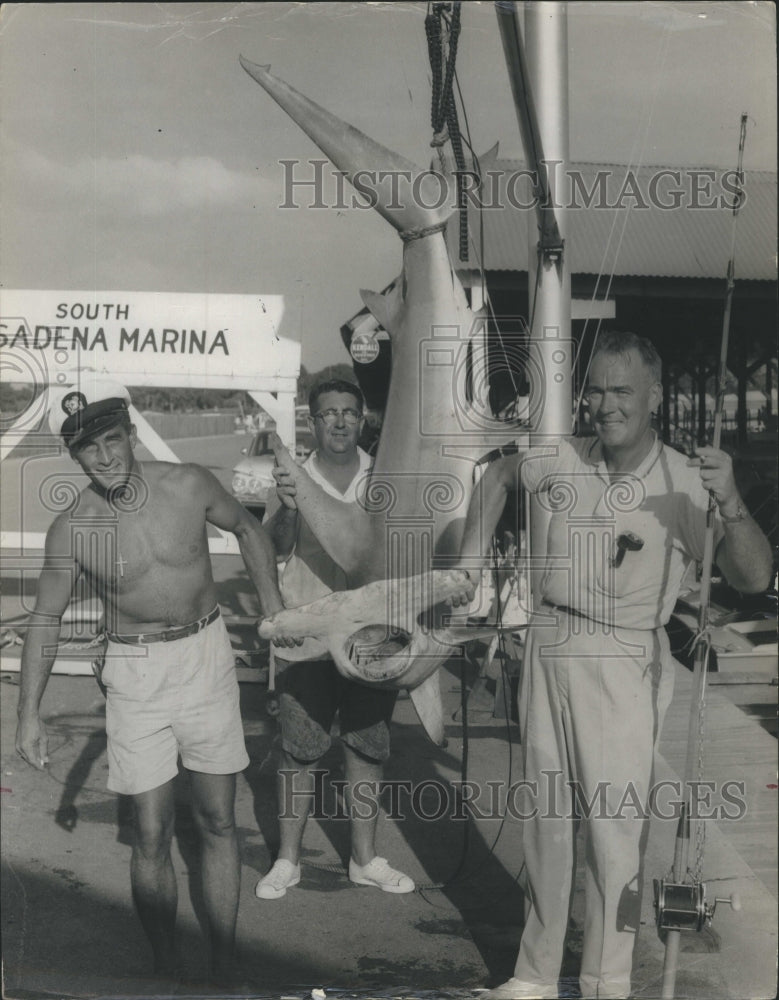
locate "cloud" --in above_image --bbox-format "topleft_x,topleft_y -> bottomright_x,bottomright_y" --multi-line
91,153 -> 274,214
5,140 -> 277,217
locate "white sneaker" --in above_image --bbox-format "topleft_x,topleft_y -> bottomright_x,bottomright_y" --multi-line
348,856 -> 415,894
483,978 -> 558,999
254,859 -> 300,900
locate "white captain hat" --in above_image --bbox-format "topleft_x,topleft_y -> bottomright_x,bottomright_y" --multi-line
48,378 -> 132,449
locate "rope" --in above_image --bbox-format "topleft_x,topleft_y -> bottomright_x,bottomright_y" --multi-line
399,220 -> 449,243
425,8 -> 443,131
452,70 -> 524,408
425,2 -> 469,260
427,0 -> 527,415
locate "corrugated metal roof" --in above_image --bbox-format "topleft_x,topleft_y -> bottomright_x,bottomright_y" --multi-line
445,161 -> 777,281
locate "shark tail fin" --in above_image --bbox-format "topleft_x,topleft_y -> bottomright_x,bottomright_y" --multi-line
240,56 -> 454,233
359,280 -> 405,334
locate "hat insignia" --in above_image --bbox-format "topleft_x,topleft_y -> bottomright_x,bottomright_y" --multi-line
62,391 -> 88,416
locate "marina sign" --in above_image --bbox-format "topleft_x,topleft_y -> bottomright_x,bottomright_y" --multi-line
0,289 -> 300,390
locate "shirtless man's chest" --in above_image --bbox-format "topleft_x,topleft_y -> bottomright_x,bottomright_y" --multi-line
73,471 -> 215,630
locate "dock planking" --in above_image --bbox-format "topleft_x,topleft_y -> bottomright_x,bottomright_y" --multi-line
659,659 -> 778,899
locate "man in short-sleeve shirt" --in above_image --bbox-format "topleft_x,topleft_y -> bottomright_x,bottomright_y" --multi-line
519,432 -> 723,629
255,379 -> 414,901
454,333 -> 772,999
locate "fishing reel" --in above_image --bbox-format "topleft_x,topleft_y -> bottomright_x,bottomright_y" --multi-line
653,878 -> 742,933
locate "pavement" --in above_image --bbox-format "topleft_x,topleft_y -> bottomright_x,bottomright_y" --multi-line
1,635 -> 777,1000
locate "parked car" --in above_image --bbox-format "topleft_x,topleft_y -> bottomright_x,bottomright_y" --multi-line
231,427 -> 315,517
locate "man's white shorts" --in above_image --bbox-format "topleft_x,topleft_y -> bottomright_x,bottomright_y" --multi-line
102,615 -> 249,795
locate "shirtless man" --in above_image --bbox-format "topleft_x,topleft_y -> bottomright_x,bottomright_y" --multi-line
15,380 -> 292,985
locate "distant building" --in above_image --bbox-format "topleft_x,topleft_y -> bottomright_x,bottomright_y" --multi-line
342,162 -> 777,445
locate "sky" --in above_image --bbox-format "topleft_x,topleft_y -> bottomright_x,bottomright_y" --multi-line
0,1 -> 776,373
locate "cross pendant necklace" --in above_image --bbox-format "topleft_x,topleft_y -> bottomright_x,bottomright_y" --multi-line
116,553 -> 127,577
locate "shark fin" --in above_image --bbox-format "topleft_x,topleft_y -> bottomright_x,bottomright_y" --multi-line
359,289 -> 392,332
408,671 -> 446,746
240,57 -> 453,233
429,142 -> 500,201
478,141 -> 500,172
359,280 -> 403,335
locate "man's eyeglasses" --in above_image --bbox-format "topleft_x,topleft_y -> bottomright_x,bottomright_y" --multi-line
312,407 -> 363,426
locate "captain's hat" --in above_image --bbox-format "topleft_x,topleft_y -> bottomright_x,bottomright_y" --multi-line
48,379 -> 132,449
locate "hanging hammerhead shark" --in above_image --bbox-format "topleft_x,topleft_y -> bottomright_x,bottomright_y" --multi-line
240,57 -> 510,743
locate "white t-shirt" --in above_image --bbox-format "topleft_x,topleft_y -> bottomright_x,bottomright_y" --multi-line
265,447 -> 373,660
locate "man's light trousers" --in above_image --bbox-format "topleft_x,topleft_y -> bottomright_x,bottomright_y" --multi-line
513,610 -> 674,999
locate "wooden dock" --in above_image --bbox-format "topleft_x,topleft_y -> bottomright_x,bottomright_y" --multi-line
658,659 -> 778,900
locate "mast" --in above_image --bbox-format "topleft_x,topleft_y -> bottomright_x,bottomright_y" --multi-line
496,0 -> 572,600
525,1 -> 571,444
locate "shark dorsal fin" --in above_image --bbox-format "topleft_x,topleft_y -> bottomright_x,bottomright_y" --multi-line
359,281 -> 404,335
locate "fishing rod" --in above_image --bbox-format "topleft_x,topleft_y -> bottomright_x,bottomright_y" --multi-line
654,113 -> 749,999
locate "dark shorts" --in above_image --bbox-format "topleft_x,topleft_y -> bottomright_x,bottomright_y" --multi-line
276,657 -> 398,764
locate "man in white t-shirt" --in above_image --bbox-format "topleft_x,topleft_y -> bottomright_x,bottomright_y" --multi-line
453,332 -> 772,999
255,379 -> 414,900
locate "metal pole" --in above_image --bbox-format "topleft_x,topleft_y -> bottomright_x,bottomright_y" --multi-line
495,1 -> 563,251
661,930 -> 681,998
494,1 -> 571,443
523,2 -> 571,601
525,1 -> 571,436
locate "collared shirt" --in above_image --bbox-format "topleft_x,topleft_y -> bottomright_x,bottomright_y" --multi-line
265,447 -> 373,660
520,435 -> 725,629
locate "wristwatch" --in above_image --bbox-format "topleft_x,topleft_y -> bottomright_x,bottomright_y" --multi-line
719,499 -> 747,523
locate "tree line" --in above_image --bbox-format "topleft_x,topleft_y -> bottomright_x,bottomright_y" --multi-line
0,362 -> 358,423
